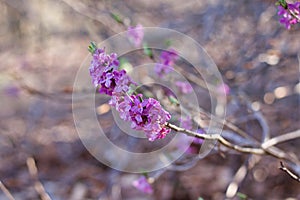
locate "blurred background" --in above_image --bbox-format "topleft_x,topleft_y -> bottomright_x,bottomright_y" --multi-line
0,0 -> 299,199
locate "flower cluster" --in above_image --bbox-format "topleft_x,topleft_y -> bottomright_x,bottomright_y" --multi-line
110,94 -> 171,141
155,49 -> 179,77
277,1 -> 300,29
89,44 -> 171,141
132,176 -> 153,194
89,47 -> 134,96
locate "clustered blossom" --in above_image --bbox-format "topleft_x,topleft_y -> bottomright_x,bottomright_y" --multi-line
132,176 -> 153,194
89,47 -> 134,96
89,45 -> 171,141
155,49 -> 179,77
127,24 -> 144,47
111,94 -> 171,141
277,1 -> 300,29
175,81 -> 193,94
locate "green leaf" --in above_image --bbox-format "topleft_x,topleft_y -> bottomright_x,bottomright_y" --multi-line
237,192 -> 248,199
88,41 -> 97,54
119,58 -> 133,72
143,43 -> 153,59
164,39 -> 172,47
110,12 -> 123,24
169,96 -> 179,105
276,0 -> 287,8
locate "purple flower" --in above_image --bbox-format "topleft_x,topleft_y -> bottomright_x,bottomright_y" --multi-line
97,70 -> 132,96
88,46 -> 172,142
133,176 -> 153,194
175,81 -> 193,94
89,48 -> 119,87
89,48 -> 134,96
4,85 -> 19,97
180,116 -> 192,130
111,94 -> 171,141
278,2 -> 300,29
186,129 -> 205,154
155,49 -> 179,77
142,98 -> 171,141
127,24 -> 144,47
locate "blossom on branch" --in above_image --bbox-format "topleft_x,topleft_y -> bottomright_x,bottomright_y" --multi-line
111,94 -> 171,141
155,49 -> 179,77
89,44 -> 171,141
277,1 -> 300,29
89,47 -> 134,96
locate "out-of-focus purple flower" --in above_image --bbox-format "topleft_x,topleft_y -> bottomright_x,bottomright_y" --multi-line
193,129 -> 205,145
155,49 -> 179,77
180,116 -> 192,130
186,129 -> 205,154
127,24 -> 144,47
4,85 -> 20,97
175,81 -> 193,94
217,83 -> 230,95
133,176 -> 153,194
278,2 -> 300,29
111,94 -> 171,141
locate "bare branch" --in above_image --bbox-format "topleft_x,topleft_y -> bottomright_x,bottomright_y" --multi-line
262,129 -> 300,149
166,122 -> 265,155
279,162 -> 300,182
0,181 -> 15,200
166,122 -> 300,164
26,157 -> 52,200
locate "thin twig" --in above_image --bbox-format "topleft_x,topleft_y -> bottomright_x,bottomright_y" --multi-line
226,155 -> 261,198
0,181 -> 15,200
26,157 -> 52,200
279,161 -> 300,182
166,122 -> 300,164
262,129 -> 300,149
166,122 -> 265,155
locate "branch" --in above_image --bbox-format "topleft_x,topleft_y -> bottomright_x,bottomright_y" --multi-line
0,181 -> 15,200
166,122 -> 264,155
279,162 -> 300,182
166,122 -> 300,164
26,157 -> 52,200
262,129 -> 300,149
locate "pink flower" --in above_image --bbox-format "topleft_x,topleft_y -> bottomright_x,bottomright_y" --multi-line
133,176 -> 153,194
127,24 -> 144,47
175,81 -> 193,94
